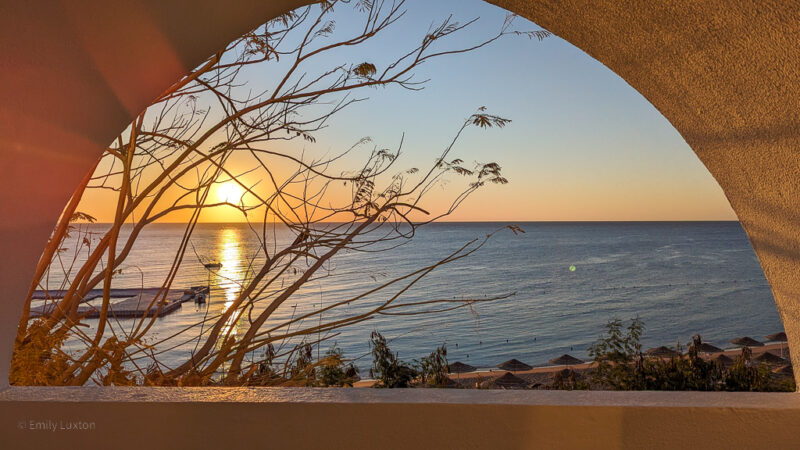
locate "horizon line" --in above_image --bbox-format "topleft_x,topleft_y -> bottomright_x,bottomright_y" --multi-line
75,219 -> 742,225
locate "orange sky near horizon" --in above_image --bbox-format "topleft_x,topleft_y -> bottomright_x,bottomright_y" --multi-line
75,153 -> 737,224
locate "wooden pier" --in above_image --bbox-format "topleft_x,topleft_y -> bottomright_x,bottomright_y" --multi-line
29,286 -> 209,319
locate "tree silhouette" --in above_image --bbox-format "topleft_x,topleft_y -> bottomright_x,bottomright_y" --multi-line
12,0 -> 549,386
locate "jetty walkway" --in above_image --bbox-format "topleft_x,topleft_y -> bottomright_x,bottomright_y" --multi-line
29,286 -> 209,319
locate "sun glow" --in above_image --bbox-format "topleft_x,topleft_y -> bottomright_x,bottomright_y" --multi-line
214,228 -> 244,352
217,182 -> 244,205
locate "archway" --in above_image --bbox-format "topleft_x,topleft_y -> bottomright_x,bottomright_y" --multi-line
2,0 -> 800,386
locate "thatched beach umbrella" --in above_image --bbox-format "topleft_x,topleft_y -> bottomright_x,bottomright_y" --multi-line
730,336 -> 763,347
493,372 -> 528,389
713,354 -> 734,367
447,361 -> 476,374
765,332 -> 788,358
766,332 -> 787,342
498,358 -> 532,372
645,346 -> 679,358
695,342 -> 723,354
753,351 -> 787,366
773,364 -> 794,378
554,368 -> 574,378
549,354 -> 583,368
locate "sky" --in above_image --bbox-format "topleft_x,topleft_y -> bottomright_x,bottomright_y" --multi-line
81,0 -> 737,223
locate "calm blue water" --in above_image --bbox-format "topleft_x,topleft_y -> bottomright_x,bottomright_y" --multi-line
46,222 -> 782,372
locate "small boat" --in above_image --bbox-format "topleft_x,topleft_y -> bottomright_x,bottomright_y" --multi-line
204,262 -> 222,270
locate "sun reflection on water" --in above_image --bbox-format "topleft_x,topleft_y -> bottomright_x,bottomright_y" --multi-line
215,228 -> 243,345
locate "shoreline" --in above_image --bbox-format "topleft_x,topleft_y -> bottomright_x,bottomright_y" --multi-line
354,342 -> 791,388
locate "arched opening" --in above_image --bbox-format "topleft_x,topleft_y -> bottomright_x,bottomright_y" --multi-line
6,1 -> 800,448
7,0 -> 791,391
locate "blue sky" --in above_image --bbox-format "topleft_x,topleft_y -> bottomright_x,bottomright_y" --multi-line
246,0 -> 736,221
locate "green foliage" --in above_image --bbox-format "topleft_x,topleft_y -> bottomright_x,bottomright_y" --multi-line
587,317 -> 644,390
10,319 -> 71,385
288,343 -> 316,384
12,321 -> 141,386
638,338 -> 721,391
317,345 -> 360,387
243,342 -> 319,387
551,369 -> 589,391
417,344 -> 450,387
721,346 -> 778,392
248,344 -> 281,386
589,318 -> 795,392
99,337 -> 138,386
369,331 -> 418,388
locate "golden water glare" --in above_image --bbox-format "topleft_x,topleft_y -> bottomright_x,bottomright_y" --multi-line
216,228 -> 243,345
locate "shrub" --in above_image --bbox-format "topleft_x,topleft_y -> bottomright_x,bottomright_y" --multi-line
721,346 -> 782,392
417,344 -> 450,387
588,317 -> 645,390
551,369 -> 589,390
369,331 -> 418,388
10,319 -> 72,385
588,318 -> 794,392
317,345 -> 359,387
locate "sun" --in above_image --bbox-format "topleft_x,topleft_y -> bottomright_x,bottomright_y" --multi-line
217,182 -> 244,205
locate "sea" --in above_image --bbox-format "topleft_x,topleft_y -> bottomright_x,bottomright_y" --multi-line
41,221 -> 782,373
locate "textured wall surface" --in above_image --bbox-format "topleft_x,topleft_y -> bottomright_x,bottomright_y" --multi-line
4,387 -> 800,449
1,0 -> 799,391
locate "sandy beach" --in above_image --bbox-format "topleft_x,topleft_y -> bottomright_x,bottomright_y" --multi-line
354,342 -> 792,388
